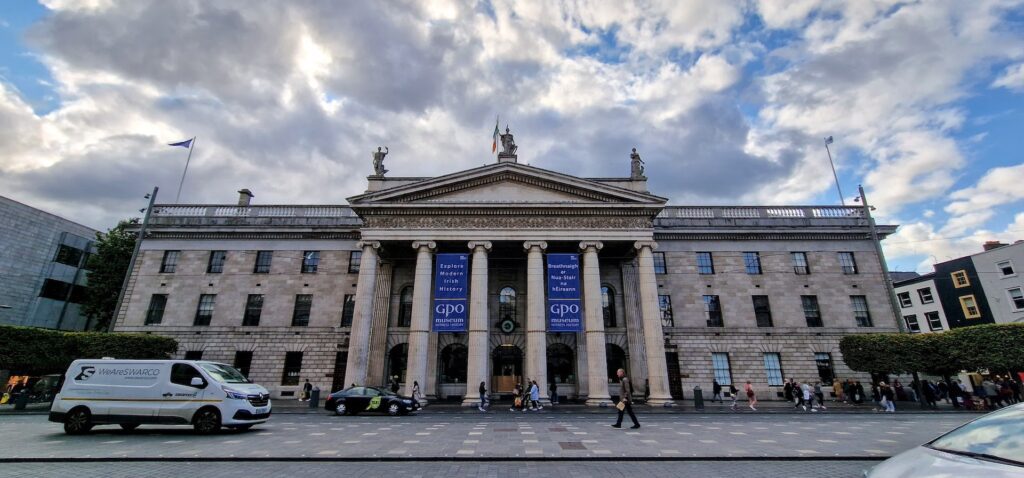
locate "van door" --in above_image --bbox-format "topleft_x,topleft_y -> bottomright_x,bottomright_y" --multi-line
104,362 -> 165,423
158,363 -> 209,424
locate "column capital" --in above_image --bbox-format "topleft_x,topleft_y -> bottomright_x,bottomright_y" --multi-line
633,240 -> 658,251
357,240 -> 382,250
411,240 -> 437,251
578,241 -> 603,252
467,241 -> 493,252
523,241 -> 548,252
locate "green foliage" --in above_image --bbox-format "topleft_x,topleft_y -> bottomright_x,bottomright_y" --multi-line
840,323 -> 1024,375
0,325 -> 177,376
81,219 -> 137,331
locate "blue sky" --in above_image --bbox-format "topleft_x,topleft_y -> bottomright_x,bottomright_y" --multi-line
1,1 -> 1023,273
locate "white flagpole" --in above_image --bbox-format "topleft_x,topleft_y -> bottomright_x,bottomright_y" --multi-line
824,137 -> 845,206
175,136 -> 196,202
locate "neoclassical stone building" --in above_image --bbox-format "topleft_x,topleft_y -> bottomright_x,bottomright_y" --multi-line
113,145 -> 898,404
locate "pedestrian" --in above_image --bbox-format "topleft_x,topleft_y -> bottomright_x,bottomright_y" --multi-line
712,379 -> 723,403
478,381 -> 489,412
412,381 -> 421,401
611,368 -> 640,429
793,381 -> 805,409
833,378 -> 844,403
802,382 -> 814,412
301,379 -> 312,401
814,382 -> 826,410
729,384 -> 739,411
880,382 -> 895,412
854,381 -> 865,405
644,378 -> 651,403
529,380 -> 542,410
549,380 -> 558,405
922,380 -> 938,409
511,383 -> 523,412
390,376 -> 400,394
745,381 -> 757,411
937,380 -> 950,404
783,379 -> 794,403
1010,378 -> 1022,404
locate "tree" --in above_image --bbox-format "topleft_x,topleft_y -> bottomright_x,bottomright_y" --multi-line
81,219 -> 137,331
0,325 -> 177,376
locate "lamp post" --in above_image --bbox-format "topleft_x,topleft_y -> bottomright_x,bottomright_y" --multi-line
108,187 -> 158,332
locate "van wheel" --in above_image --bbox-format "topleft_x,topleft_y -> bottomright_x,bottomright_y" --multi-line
193,408 -> 221,434
387,403 -> 400,416
119,423 -> 140,431
64,408 -> 93,435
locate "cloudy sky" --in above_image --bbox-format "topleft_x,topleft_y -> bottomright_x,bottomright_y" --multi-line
1,0 -> 1023,272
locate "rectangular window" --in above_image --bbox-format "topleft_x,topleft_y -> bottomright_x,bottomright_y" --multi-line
711,352 -> 732,386
802,295 -> 823,327
763,353 -> 784,386
959,295 -> 981,318
951,270 -> 970,288
791,252 -> 809,275
282,352 -> 302,386
696,252 -> 715,274
207,251 -> 227,273
743,252 -> 762,275
997,260 -> 1015,277
243,294 -> 264,326
194,294 -> 216,326
658,295 -> 674,327
704,295 -> 723,327
54,244 -> 84,267
301,251 -> 320,273
918,287 -> 934,304
897,291 -> 912,308
253,251 -> 273,274
233,351 -> 253,378
292,294 -> 313,326
904,314 -> 921,333
183,350 -> 203,361
815,352 -> 835,384
1009,287 -> 1024,311
348,251 -> 362,274
752,295 -> 773,327
838,252 -> 858,274
341,294 -> 356,327
653,252 -> 667,274
38,279 -> 72,301
145,294 -> 167,325
851,295 -> 872,327
925,311 -> 943,331
160,250 -> 180,273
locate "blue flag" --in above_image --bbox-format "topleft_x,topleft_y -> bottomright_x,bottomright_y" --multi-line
168,138 -> 193,148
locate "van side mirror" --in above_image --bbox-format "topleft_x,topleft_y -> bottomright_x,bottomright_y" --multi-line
190,377 -> 206,388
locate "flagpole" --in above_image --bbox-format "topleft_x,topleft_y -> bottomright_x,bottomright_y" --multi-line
824,137 -> 845,206
175,136 -> 196,202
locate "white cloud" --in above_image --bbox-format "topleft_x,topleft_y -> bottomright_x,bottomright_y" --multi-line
992,63 -> 1024,91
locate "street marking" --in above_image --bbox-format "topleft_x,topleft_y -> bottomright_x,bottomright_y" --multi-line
886,431 -> 905,435
521,431 -> 535,435
729,432 -> 747,435
416,432 -> 431,436
523,439 -> 539,443
456,449 -> 474,455
222,440 -> 241,444
469,432 -> 482,435
525,449 -> 543,454
464,440 -> 479,444
310,433 -> 325,436
699,440 -> 717,444
284,440 -> 301,444
661,450 -> 680,454
592,450 -> 611,455
316,450 -> 338,455
864,449 -> 887,454
387,449 -> 406,454
572,432 -> 587,435
162,440 -> 184,444
101,440 -> 125,444
641,439 -> 658,444
362,433 -> 378,436
582,440 -> 598,443
343,440 -> 361,444
796,449 -> 820,454
817,439 -> 837,443
758,440 -> 776,443
877,439 -> 898,443
782,432 -> 798,435
677,432 -> 693,435
403,440 -> 420,444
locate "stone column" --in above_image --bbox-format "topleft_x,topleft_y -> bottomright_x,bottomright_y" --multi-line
462,241 -> 492,406
344,241 -> 380,387
524,241 -> 549,404
405,241 -> 436,404
621,260 -> 649,388
635,240 -> 675,406
365,262 -> 393,387
580,241 -> 611,406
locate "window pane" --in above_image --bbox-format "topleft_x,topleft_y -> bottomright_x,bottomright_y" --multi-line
653,252 -> 667,274
918,287 -> 934,304
704,295 -> 723,327
658,295 -> 673,327
207,251 -> 226,273
952,270 -> 970,288
54,245 -> 84,267
292,294 -> 313,326
897,292 -> 912,308
696,252 -> 714,275
712,353 -> 732,386
1010,288 -> 1024,311
243,294 -> 264,326
904,314 -> 920,333
398,287 -> 415,327
145,294 -> 167,325
282,352 -> 302,386
233,351 -> 253,378
301,251 -> 320,273
183,350 -> 203,361
925,311 -> 943,331
802,295 -> 823,327
160,250 -> 180,273
998,261 -> 1015,276
743,252 -> 762,274
753,295 -> 773,327
838,252 -> 857,274
348,251 -> 362,274
254,251 -> 273,273
194,294 -> 216,326
601,286 -> 616,328
815,352 -> 835,383
341,294 -> 356,326
851,295 -> 872,327
791,252 -> 809,275
763,353 -> 783,386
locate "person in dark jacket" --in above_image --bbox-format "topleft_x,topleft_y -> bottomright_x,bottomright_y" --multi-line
712,379 -> 723,403
549,381 -> 558,405
478,381 -> 489,412
611,369 -> 640,429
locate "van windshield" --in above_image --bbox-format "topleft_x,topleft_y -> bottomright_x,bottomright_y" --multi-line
198,363 -> 250,384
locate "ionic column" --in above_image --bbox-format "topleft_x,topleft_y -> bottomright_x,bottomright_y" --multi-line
635,240 -> 675,406
580,241 -> 611,406
524,241 -> 550,404
344,241 -> 381,387
463,241 -> 492,406
405,241 -> 436,404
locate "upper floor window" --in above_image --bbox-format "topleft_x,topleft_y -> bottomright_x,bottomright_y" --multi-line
704,295 -> 723,327
925,311 -> 943,331
301,251 -> 320,273
253,251 -> 273,274
696,252 -> 715,275
348,251 -> 362,274
601,286 -> 616,328
243,294 -> 264,326
1009,287 -> 1024,311
802,295 -> 823,327
145,294 -> 167,325
743,252 -> 762,275
398,286 -> 414,327
904,314 -> 921,333
951,270 -> 970,288
658,295 -> 674,327
918,287 -> 934,304
959,295 -> 980,318
791,252 -> 809,275
54,244 -> 84,267
753,295 -> 773,327
292,294 -> 313,326
897,292 -> 912,308
997,260 -> 1015,277
194,294 -> 216,326
160,250 -> 180,273
838,252 -> 858,274
653,252 -> 667,274
207,251 -> 227,273
851,295 -> 872,327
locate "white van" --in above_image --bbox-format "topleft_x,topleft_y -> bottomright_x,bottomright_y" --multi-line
49,359 -> 271,435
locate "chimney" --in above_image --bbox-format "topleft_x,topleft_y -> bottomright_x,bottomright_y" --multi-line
983,240 -> 1007,251
237,189 -> 254,207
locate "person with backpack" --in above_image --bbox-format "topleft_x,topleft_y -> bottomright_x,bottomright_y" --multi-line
478,381 -> 489,412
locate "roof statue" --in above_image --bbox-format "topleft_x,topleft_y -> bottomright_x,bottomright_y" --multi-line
630,147 -> 645,179
372,146 -> 389,176
500,126 -> 517,156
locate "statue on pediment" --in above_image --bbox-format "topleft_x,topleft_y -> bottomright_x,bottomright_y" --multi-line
372,146 -> 389,176
500,126 -> 517,156
630,147 -> 645,179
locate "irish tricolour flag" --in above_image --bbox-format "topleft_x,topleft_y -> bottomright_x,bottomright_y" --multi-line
491,117 -> 500,154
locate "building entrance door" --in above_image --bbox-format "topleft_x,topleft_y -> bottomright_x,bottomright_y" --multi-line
666,352 -> 684,399
331,352 -> 348,393
492,345 -> 523,394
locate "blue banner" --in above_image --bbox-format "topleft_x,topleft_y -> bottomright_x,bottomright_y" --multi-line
433,253 -> 468,332
547,253 -> 582,332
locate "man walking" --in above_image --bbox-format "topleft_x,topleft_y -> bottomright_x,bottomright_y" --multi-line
712,379 -> 723,403
611,368 -> 640,429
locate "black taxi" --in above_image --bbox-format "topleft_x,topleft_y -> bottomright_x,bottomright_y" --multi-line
325,386 -> 421,416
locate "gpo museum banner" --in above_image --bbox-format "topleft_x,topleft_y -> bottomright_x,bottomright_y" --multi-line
546,253 -> 582,332
433,253 -> 468,332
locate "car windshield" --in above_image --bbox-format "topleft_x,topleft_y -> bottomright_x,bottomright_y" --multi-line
198,363 -> 250,384
927,405 -> 1024,466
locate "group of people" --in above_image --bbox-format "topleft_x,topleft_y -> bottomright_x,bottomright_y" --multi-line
781,379 -> 828,412
475,379 -> 547,412
710,379 -> 758,411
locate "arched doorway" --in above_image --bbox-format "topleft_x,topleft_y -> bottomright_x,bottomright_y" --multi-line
436,342 -> 468,400
547,344 -> 575,385
492,345 -> 523,394
386,343 -> 408,388
606,344 -> 627,384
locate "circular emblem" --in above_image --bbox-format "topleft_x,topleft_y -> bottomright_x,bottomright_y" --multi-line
499,318 -> 516,334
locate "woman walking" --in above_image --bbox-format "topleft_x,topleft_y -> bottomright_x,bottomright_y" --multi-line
529,380 -> 542,410
412,381 -> 422,401
729,384 -> 740,411
478,381 -> 489,412
745,381 -> 757,411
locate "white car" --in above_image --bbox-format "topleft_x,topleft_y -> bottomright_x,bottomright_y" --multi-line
50,359 -> 271,434
866,403 -> 1024,477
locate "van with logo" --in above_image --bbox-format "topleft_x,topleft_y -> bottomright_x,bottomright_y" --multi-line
49,359 -> 271,435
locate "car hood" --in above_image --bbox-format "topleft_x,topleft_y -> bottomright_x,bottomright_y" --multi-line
221,383 -> 270,396
868,446 -> 1023,478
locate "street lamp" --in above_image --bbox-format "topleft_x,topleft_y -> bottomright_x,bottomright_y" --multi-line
109,187 -> 159,332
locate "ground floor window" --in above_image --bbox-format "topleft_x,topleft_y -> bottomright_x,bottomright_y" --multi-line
712,352 -> 732,386
234,351 -> 253,379
815,352 -> 834,384
763,353 -> 783,386
387,344 -> 408,384
184,350 -> 203,361
281,352 -> 302,386
547,344 -> 575,384
439,343 -> 467,383
606,344 -> 627,383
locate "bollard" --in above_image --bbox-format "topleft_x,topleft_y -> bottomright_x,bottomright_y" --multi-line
14,390 -> 29,411
693,385 -> 704,411
309,387 -> 320,408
